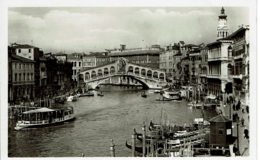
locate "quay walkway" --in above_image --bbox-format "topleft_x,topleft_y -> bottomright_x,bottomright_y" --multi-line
220,104 -> 249,156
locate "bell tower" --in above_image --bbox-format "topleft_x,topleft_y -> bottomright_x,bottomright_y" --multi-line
217,7 -> 229,39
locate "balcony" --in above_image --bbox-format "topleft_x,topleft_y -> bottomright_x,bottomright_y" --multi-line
207,74 -> 221,79
41,72 -> 47,79
232,74 -> 243,80
208,56 -> 231,62
233,54 -> 243,60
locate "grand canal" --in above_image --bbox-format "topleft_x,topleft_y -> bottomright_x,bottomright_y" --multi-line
8,86 -> 217,157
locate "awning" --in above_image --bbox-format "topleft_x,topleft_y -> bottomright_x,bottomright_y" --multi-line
23,107 -> 55,114
205,94 -> 216,100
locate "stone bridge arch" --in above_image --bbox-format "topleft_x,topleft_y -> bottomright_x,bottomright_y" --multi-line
79,58 -> 167,89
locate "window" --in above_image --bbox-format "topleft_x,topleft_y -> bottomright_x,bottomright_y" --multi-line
79,62 -> 81,67
27,73 -> 30,80
15,73 -> 17,81
24,73 -> 26,81
19,73 -> 21,81
28,49 -> 31,53
18,49 -> 21,53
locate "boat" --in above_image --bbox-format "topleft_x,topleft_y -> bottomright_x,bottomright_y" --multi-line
187,102 -> 203,108
14,107 -> 75,130
79,92 -> 94,97
125,141 -> 149,154
156,98 -> 172,101
141,92 -> 147,98
162,91 -> 182,101
97,92 -> 104,97
54,96 -> 66,104
67,95 -> 77,102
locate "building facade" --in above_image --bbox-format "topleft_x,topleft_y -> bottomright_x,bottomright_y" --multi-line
159,44 -> 180,80
227,26 -> 250,107
207,40 -> 233,96
8,53 -> 35,103
67,53 -> 84,81
108,45 -> 162,69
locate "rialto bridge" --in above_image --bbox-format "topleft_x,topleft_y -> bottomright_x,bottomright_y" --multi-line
79,58 -> 167,89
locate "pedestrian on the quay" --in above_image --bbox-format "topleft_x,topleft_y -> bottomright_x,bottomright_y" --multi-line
246,106 -> 249,113
233,104 -> 236,111
244,128 -> 249,139
241,117 -> 245,126
242,108 -> 245,113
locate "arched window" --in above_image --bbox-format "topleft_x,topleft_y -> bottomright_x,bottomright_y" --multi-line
128,66 -> 133,73
85,72 -> 90,80
159,73 -> 165,81
141,69 -> 146,76
91,71 -> 96,79
104,68 -> 109,76
153,72 -> 158,79
110,66 -> 115,74
135,67 -> 140,75
147,70 -> 152,78
98,69 -> 103,77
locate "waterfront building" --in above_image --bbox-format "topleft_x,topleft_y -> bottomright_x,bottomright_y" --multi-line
159,44 -> 180,81
9,43 -> 45,99
225,25 -> 250,107
108,44 -> 162,69
188,47 -> 201,85
206,7 -> 233,96
67,53 -> 84,81
206,39 -> 233,96
172,51 -> 183,84
8,51 -> 35,103
82,54 -> 97,68
199,46 -> 209,96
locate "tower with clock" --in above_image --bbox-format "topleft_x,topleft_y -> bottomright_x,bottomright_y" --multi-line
217,7 -> 229,39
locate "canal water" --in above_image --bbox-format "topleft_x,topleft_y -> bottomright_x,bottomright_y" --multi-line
8,86 -> 217,157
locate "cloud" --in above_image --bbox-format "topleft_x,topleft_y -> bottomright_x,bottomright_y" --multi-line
8,8 -> 249,53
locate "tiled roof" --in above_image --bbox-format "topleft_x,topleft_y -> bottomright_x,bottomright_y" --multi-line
10,55 -> 35,63
222,26 -> 248,40
11,44 -> 38,49
109,49 -> 161,56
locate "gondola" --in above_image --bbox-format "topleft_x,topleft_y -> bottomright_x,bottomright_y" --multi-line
79,92 -> 94,97
97,92 -> 104,97
141,92 -> 147,98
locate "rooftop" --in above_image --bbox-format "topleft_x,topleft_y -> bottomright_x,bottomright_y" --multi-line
10,43 -> 38,49
10,54 -> 35,63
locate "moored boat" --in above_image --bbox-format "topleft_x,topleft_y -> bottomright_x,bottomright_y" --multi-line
67,95 -> 77,102
14,106 -> 75,130
162,91 -> 182,101
79,92 -> 95,97
141,92 -> 147,98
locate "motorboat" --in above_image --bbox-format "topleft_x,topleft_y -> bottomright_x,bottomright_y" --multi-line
162,91 -> 182,101
14,107 -> 75,130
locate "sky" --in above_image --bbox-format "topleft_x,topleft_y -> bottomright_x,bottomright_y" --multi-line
8,7 -> 249,53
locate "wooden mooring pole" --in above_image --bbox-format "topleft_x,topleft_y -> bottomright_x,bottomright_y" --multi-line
132,128 -> 136,157
110,139 -> 115,157
142,123 -> 146,157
